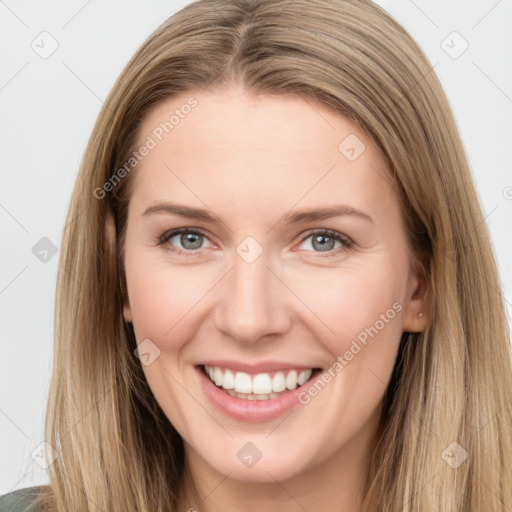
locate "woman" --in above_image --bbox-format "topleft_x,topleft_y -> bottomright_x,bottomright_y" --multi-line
2,0 -> 511,510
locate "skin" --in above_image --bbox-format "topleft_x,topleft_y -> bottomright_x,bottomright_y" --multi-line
122,85 -> 429,512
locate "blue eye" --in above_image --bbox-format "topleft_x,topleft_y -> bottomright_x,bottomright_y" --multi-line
159,228 -> 211,256
297,229 -> 353,257
158,228 -> 353,257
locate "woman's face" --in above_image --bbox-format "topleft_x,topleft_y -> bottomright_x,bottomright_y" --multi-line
122,86 -> 427,483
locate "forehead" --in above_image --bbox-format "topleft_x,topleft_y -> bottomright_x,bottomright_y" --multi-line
129,87 -> 399,225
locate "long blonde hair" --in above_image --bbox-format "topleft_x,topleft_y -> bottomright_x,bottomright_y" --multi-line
37,0 -> 512,510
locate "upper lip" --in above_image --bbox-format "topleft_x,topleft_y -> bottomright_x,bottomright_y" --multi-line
196,360 -> 322,374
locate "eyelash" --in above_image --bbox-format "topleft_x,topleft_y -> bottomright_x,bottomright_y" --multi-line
157,227 -> 354,258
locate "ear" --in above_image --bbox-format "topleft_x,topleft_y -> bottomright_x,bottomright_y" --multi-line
121,266 -> 133,323
401,256 -> 429,333
105,207 -> 133,324
104,206 -> 134,324
123,293 -> 133,323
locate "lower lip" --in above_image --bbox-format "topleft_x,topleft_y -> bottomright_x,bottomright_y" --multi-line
195,365 -> 320,423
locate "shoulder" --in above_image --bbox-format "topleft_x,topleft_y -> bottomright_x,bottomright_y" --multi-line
0,486 -> 44,512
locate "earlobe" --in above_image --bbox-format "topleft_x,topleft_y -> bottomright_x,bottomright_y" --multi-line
123,302 -> 133,323
401,258 -> 430,333
122,283 -> 133,323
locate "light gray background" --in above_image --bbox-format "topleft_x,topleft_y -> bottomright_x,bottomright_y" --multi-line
1,0 -> 511,494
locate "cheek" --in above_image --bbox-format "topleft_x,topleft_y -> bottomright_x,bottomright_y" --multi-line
288,263 -> 404,443
127,251 -> 406,358
286,258 -> 405,355
126,248 -> 218,351
284,258 -> 406,428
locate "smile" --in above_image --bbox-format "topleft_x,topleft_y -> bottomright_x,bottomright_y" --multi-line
201,364 -> 321,401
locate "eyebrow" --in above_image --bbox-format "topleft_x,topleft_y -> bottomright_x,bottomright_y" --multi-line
142,202 -> 373,224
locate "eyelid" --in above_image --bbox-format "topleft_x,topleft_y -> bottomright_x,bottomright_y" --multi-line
160,227 -> 210,242
295,228 -> 354,257
159,227 -> 213,256
158,227 -> 354,257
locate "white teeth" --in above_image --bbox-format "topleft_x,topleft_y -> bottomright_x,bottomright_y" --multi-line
286,370 -> 297,390
297,369 -> 312,385
223,369 -> 234,389
272,372 -> 286,392
213,367 -> 223,386
252,374 -> 272,394
234,372 -> 252,394
204,365 -> 315,397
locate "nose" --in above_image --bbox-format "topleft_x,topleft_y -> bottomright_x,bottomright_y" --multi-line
214,246 -> 291,346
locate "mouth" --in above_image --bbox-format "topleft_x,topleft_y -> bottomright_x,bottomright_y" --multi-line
199,364 -> 323,401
